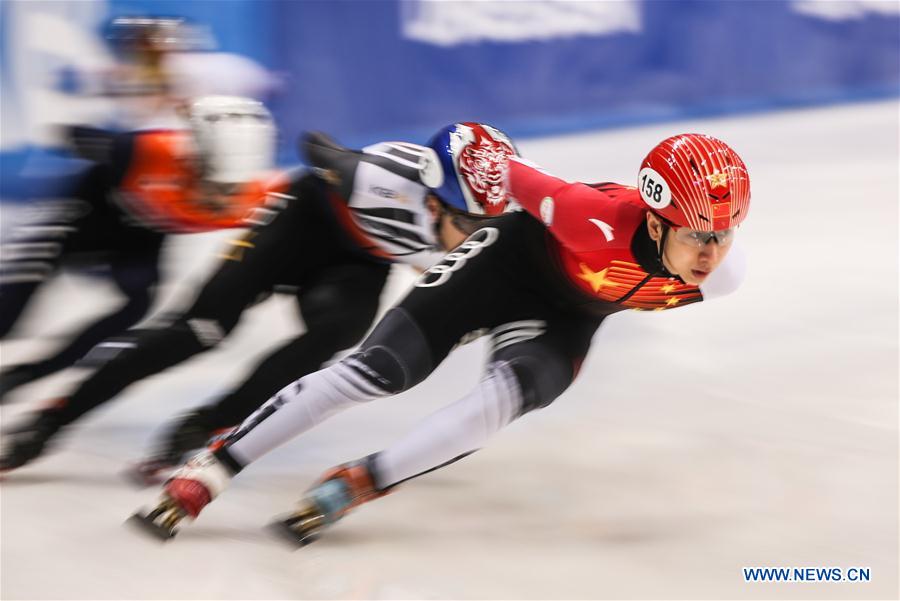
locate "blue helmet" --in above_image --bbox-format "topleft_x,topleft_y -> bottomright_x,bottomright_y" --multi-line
422,122 -> 518,216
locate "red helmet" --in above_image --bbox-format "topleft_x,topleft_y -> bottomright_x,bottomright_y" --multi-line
638,134 -> 750,232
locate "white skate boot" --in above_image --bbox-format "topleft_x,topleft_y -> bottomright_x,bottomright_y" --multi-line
128,450 -> 233,540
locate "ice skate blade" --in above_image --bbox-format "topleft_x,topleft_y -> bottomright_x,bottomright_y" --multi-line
266,519 -> 321,548
126,508 -> 182,541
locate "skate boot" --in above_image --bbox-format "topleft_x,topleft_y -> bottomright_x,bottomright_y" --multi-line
127,408 -> 230,486
0,402 -> 67,472
128,450 -> 233,540
270,460 -> 387,547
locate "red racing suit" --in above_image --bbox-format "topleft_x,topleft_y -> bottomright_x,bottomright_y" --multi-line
506,157 -> 745,313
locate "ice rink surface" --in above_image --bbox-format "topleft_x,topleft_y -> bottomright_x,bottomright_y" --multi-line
1,100 -> 897,600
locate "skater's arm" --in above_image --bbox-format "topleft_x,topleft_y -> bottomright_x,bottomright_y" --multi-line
507,158 -> 621,254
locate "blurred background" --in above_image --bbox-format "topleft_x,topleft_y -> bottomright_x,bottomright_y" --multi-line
2,0 -> 899,191
1,1 -> 898,600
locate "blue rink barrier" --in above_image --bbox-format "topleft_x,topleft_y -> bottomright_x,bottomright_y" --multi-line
2,0 -> 898,200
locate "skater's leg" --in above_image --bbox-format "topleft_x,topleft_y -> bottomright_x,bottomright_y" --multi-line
0,217 -> 289,470
3,248 -> 161,389
136,175 -> 387,467
0,277 -> 46,339
134,218 -> 540,534
134,306 -> 447,537
0,320 -> 224,471
189,221 -> 529,470
0,220 -> 70,338
208,261 -> 389,429
0,251 -> 56,397
267,319 -> 602,544
266,358 -> 537,544
219,307 -> 438,469
38,181 -> 311,425
0,164 -> 108,339
0,162 -> 123,403
138,261 -> 389,472
371,329 -> 594,489
0,203 -> 95,397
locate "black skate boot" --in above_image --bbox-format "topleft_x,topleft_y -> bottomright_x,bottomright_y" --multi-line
0,403 -> 67,472
269,460 -> 387,547
127,408 -> 229,486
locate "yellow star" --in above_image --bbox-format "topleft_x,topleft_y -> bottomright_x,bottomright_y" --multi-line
706,170 -> 729,188
661,283 -> 677,294
576,263 -> 622,293
219,233 -> 256,262
666,296 -> 681,306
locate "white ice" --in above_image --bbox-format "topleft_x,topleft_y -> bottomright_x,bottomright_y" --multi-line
1,100 -> 897,600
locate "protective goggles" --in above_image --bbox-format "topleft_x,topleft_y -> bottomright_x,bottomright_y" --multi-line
443,204 -> 496,235
672,226 -> 735,247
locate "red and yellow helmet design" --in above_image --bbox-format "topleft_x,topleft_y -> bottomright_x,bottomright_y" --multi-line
638,133 -> 750,232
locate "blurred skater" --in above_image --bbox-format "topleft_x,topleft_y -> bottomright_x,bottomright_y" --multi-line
0,96 -> 276,402
0,123 -> 520,475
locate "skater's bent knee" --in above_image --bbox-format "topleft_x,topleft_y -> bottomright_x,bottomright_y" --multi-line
344,346 -> 409,394
347,309 -> 434,393
502,352 -> 573,415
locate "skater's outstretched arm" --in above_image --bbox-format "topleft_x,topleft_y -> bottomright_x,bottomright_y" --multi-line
507,158 -> 624,255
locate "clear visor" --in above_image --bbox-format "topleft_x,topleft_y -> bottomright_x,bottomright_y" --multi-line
672,226 -> 736,248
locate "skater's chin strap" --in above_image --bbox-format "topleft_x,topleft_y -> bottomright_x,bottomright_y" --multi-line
631,215 -> 679,280
654,223 -> 676,278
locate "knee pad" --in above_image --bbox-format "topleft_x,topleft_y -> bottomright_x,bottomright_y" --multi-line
344,309 -> 434,394
494,343 -> 574,415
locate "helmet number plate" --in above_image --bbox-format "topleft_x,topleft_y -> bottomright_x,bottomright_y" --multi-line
638,167 -> 672,210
